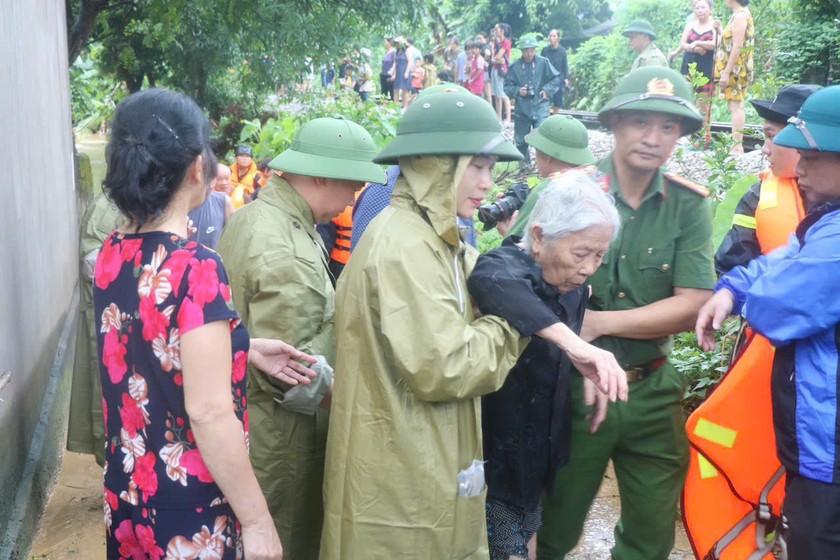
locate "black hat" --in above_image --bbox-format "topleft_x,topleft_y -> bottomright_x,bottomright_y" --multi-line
749,85 -> 822,124
235,145 -> 253,157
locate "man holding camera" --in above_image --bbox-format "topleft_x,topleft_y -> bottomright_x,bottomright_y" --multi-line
504,35 -> 561,162
538,67 -> 715,559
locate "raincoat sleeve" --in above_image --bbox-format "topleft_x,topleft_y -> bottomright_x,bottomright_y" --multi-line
503,63 -> 520,99
539,59 -> 560,99
742,217 -> 840,346
716,239 -> 797,314
468,248 -> 560,336
246,248 -> 334,410
376,246 -> 525,403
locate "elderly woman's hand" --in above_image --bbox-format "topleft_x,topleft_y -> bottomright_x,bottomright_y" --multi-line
564,335 -> 628,403
583,377 -> 610,433
695,289 -> 735,352
249,338 -> 318,385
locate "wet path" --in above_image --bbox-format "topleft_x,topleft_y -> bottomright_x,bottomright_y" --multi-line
31,452 -> 692,558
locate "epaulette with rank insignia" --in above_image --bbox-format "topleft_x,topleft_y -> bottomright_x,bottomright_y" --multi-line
664,173 -> 710,197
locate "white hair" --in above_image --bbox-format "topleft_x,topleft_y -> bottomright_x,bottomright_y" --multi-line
522,171 -> 621,252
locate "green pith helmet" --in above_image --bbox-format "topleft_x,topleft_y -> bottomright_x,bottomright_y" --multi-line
269,116 -> 385,183
622,20 -> 656,40
416,82 -> 471,98
373,91 -> 522,164
598,66 -> 704,136
525,115 -> 595,166
517,35 -> 539,49
775,85 -> 840,153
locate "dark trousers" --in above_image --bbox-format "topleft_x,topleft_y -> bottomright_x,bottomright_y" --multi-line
785,473 -> 840,559
513,103 -> 550,161
380,74 -> 393,100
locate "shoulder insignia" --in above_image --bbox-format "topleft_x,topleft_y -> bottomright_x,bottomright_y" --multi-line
665,173 -> 710,197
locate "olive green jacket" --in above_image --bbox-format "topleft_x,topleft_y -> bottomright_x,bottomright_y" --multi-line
631,42 -> 669,70
67,194 -> 123,466
320,156 -> 526,559
218,176 -> 334,559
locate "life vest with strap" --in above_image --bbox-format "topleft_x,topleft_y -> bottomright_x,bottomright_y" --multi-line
330,204 -> 354,265
683,332 -> 787,560
754,173 -> 805,254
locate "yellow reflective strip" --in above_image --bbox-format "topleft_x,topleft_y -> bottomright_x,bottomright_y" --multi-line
758,181 -> 779,210
732,213 -> 757,229
694,417 -> 738,448
698,453 -> 718,479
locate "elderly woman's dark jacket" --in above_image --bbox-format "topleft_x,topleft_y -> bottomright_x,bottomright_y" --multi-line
468,237 -> 587,511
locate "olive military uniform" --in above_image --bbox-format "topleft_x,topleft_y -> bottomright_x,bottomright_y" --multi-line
632,42 -> 669,70
539,155 -> 715,560
538,65 -> 713,560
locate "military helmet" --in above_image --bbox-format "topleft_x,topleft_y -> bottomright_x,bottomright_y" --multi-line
525,115 -> 595,166
622,20 -> 656,40
517,35 -> 539,49
597,66 -> 704,136
373,91 -> 522,164
775,85 -> 840,153
269,116 -> 385,183
416,82 -> 471,98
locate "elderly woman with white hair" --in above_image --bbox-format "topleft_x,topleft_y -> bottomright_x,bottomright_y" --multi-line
468,173 -> 627,560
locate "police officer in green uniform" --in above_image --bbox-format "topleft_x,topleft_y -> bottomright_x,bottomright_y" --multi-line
218,117 -> 385,560
624,20 -> 669,70
538,66 -> 716,560
504,35 -> 561,161
505,114 -> 595,238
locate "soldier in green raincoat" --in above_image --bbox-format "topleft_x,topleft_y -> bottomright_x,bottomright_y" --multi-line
504,35 -> 561,161
217,117 -> 385,560
67,192 -> 124,466
320,91 -> 529,559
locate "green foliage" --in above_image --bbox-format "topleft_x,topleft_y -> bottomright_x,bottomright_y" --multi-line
712,172 -> 756,250
70,45 -> 125,131
566,0 -> 687,111
672,318 -> 741,413
702,134 -> 759,204
775,19 -> 840,85
567,34 -> 634,111
229,92 -> 402,163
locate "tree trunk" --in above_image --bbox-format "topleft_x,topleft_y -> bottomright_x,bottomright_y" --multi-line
67,0 -> 107,64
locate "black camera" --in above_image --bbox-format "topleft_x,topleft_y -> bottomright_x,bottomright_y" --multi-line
477,182 -> 530,231
525,85 -> 535,98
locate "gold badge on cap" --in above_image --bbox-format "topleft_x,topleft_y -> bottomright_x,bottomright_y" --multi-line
647,78 -> 675,96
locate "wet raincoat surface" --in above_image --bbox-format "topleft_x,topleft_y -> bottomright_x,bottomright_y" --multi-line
217,176 -> 334,560
67,194 -> 123,466
320,156 -> 526,559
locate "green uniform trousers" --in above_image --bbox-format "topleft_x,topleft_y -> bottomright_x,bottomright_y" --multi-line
249,391 -> 329,560
538,362 -> 688,560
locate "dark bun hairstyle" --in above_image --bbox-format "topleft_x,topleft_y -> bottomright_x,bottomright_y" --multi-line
103,88 -> 216,228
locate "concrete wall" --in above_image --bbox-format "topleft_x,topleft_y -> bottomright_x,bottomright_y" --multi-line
0,0 -> 80,556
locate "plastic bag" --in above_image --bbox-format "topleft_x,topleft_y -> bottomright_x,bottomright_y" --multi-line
457,459 -> 486,497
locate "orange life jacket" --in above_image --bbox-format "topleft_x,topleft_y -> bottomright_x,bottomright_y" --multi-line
754,173 -> 805,254
330,205 -> 353,265
683,333 -> 786,559
230,162 -> 258,209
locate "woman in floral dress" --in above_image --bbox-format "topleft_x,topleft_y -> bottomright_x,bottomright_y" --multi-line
94,88 -> 284,559
715,0 -> 754,154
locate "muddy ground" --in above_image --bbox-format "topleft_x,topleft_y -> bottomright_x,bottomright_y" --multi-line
29,451 -> 692,559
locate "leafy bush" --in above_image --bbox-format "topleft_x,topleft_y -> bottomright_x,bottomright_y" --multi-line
70,45 -> 126,132
774,19 -> 840,85
223,91 -> 402,163
672,318 -> 741,413
567,0 -> 688,111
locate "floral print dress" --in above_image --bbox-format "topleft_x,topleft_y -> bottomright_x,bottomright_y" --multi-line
94,231 -> 249,560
